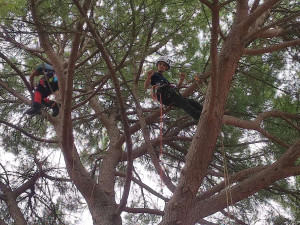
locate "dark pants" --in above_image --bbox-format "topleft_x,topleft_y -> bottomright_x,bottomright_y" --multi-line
35,77 -> 58,98
157,86 -> 203,120
34,77 -> 59,107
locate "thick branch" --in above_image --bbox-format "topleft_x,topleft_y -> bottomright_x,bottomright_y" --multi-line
193,139 -> 300,222
124,207 -> 164,216
250,0 -> 261,13
199,0 -> 213,9
209,0 -> 219,111
0,218 -> 8,225
197,166 -> 267,201
246,11 -> 300,40
239,0 -> 281,32
42,173 -> 71,182
0,181 -> 27,225
243,39 -> 300,55
14,173 -> 40,196
223,115 -> 291,148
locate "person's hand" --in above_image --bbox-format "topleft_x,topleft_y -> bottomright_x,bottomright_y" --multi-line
147,70 -> 154,79
179,72 -> 186,80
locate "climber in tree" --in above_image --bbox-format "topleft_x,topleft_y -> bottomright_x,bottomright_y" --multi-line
144,56 -> 203,120
25,63 -> 59,117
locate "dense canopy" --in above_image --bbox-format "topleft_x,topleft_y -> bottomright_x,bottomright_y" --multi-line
0,0 -> 299,224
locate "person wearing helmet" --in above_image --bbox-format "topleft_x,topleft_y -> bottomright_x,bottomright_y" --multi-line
144,56 -> 203,120
24,63 -> 59,117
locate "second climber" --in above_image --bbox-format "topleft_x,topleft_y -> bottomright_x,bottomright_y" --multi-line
25,63 -> 59,117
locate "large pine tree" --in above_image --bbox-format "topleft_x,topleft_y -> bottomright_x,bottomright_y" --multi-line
0,0 -> 299,224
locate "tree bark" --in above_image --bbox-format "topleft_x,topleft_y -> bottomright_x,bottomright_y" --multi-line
161,1 -> 253,224
30,0 -> 123,224
0,183 -> 27,225
6,192 -> 27,225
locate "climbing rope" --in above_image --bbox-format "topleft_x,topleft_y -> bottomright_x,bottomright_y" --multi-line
220,132 -> 234,224
194,74 -> 207,96
42,64 -> 61,111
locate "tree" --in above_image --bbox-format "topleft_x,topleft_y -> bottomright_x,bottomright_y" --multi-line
0,0 -> 299,224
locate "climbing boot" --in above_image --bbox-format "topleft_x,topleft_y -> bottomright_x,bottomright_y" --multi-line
25,102 -> 42,115
51,102 -> 59,117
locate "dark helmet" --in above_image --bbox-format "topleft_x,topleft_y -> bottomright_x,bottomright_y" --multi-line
46,71 -> 55,78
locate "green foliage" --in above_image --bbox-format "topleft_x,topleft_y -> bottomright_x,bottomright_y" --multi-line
0,0 -> 299,224
124,212 -> 161,225
0,0 -> 27,18
267,216 -> 294,225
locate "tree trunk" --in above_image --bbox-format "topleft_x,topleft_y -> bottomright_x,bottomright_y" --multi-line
6,191 -> 27,225
161,19 -> 247,225
53,121 -> 122,225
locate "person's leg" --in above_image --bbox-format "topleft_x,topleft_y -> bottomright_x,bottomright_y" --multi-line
25,91 -> 42,115
25,78 -> 54,116
157,86 -> 172,106
42,98 -> 59,117
188,99 -> 203,112
42,79 -> 59,117
24,79 -> 46,115
51,102 -> 59,117
169,88 -> 202,120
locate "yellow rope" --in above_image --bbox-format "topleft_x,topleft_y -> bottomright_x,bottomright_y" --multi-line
194,75 -> 207,97
220,132 -> 234,224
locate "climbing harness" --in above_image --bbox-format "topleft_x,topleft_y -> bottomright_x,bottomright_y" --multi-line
152,83 -> 179,106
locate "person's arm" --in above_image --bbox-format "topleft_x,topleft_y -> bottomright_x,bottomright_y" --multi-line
144,70 -> 154,90
29,70 -> 39,90
177,72 -> 186,88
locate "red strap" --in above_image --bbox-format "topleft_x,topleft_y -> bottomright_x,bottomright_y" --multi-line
34,91 -> 42,103
43,98 -> 51,104
39,78 -> 44,86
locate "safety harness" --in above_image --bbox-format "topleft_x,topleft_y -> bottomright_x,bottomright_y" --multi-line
152,83 -> 180,106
